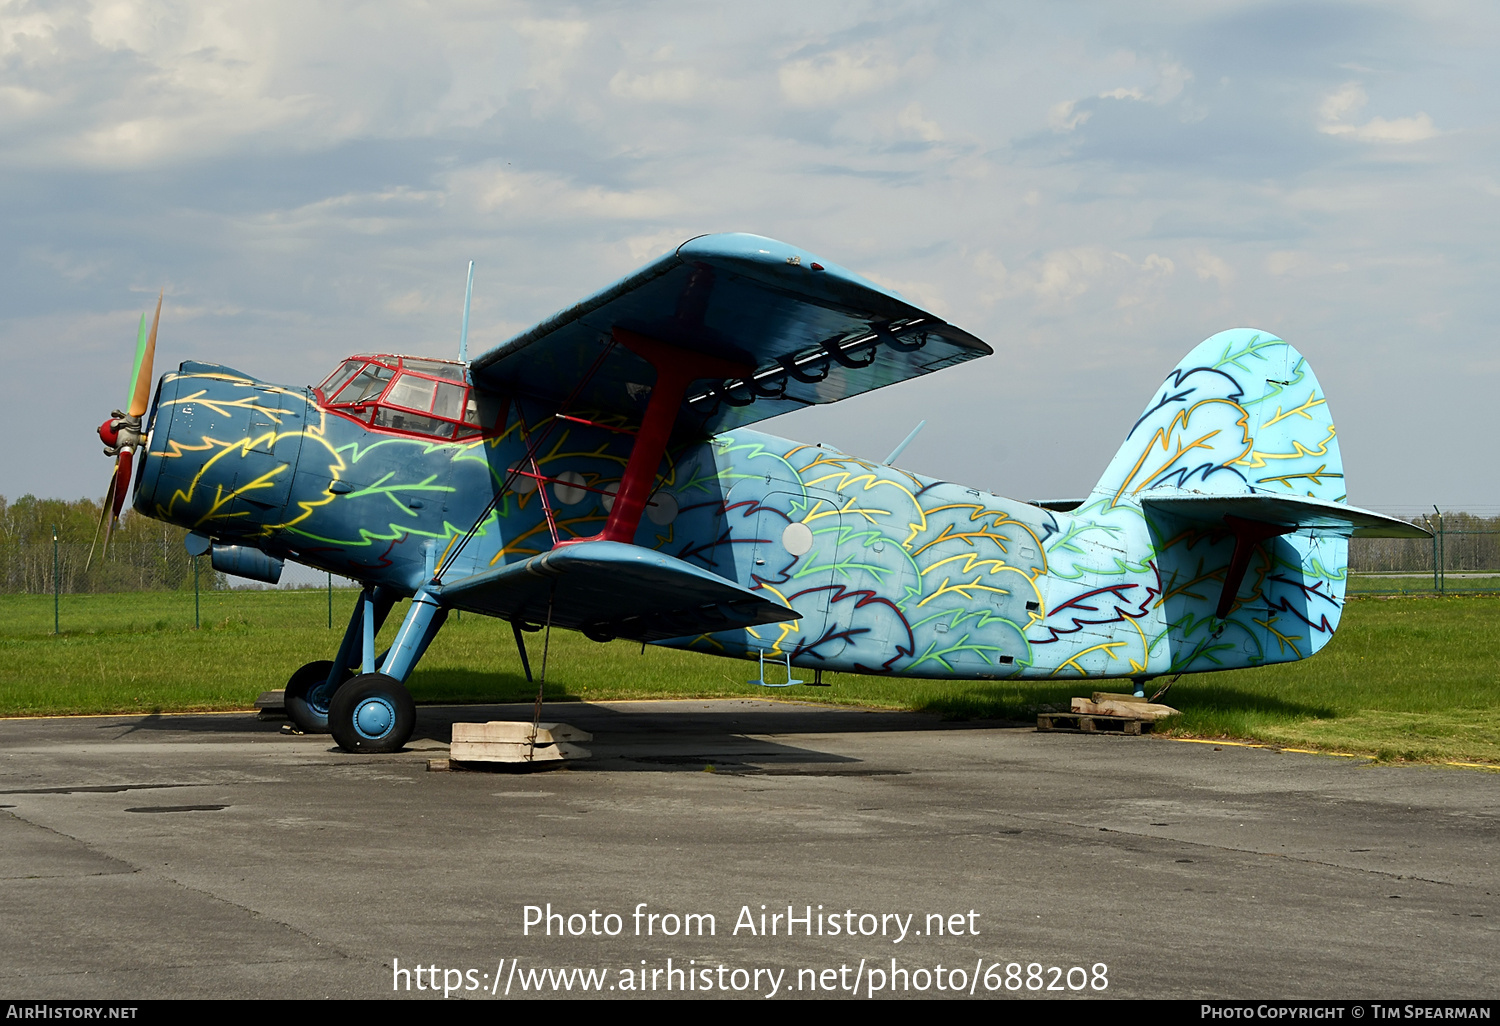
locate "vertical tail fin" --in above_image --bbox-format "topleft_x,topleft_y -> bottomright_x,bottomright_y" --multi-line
1091,329 -> 1344,508
1093,330 -> 1351,669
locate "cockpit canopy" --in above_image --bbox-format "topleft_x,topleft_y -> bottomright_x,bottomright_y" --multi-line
316,355 -> 483,441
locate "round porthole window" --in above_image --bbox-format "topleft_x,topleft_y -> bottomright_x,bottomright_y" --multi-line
553,470 -> 587,505
600,481 -> 619,512
646,490 -> 678,526
509,463 -> 537,494
782,521 -> 813,556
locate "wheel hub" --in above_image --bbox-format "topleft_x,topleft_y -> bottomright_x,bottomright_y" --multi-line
354,697 -> 396,739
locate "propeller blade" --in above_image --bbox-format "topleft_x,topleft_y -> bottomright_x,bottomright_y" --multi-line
127,313 -> 147,405
85,468 -> 119,572
128,292 -> 162,418
111,450 -> 134,520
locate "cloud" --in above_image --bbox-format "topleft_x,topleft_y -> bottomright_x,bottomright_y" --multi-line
1317,82 -> 1439,143
609,66 -> 710,104
977,246 -> 1175,310
895,101 -> 943,142
858,270 -> 951,317
778,45 -> 914,107
1266,251 -> 1350,277
457,166 -> 677,222
1049,100 -> 1090,133
1049,56 -> 1195,135
385,290 -> 429,315
516,17 -> 591,95
1193,250 -> 1234,285
622,229 -> 692,264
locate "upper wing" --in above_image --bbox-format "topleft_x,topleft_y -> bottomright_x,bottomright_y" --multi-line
470,233 -> 991,435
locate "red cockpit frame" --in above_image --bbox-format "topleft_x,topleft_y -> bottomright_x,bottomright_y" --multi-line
314,355 -> 491,442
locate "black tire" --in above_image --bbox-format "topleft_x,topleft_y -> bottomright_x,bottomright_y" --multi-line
328,673 -> 415,754
283,660 -> 350,734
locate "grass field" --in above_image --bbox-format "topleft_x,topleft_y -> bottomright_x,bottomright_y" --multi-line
2,589 -> 1496,766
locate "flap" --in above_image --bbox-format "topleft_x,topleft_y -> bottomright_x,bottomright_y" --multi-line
1140,493 -> 1430,538
470,233 -> 991,436
432,540 -> 800,643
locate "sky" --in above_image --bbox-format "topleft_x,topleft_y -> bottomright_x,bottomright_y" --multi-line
3,0 -> 1496,515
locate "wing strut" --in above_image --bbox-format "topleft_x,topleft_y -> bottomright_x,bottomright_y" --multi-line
562,328 -> 751,547
433,336 -> 619,584
1216,515 -> 1297,619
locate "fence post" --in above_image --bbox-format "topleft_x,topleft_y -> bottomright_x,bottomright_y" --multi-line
193,555 -> 200,629
327,571 -> 332,629
1433,506 -> 1445,595
52,524 -> 59,635
1429,519 -> 1438,592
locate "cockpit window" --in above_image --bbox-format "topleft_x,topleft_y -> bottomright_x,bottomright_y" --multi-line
318,360 -> 363,398
335,363 -> 396,405
385,372 -> 438,413
433,381 -> 465,421
401,358 -> 467,382
315,354 -> 486,441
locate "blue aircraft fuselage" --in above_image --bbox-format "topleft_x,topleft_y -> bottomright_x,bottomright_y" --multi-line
135,339 -> 1351,683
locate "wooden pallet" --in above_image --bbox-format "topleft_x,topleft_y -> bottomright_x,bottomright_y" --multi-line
1037,713 -> 1153,735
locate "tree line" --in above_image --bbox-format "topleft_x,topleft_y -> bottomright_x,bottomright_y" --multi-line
0,494 -> 225,594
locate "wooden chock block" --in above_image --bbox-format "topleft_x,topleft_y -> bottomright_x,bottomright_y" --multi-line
1093,691 -> 1146,705
1071,697 -> 1180,720
449,722 -> 592,764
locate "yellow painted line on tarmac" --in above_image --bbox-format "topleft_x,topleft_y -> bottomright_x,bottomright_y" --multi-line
1170,737 -> 1498,771
1172,738 -> 1269,749
1169,737 -> 1366,758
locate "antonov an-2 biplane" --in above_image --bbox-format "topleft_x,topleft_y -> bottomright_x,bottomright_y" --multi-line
94,233 -> 1425,752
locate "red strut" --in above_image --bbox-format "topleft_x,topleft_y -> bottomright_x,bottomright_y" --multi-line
566,328 -> 751,547
1216,514 -> 1298,618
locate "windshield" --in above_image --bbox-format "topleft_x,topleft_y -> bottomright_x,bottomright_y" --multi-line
316,355 -> 483,441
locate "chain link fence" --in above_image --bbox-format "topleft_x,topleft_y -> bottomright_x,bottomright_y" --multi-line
0,542 -> 357,595
1349,519 -> 1500,594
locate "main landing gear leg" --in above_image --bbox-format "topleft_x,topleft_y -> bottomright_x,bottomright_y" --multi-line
329,588 -> 447,754
284,585 -> 397,735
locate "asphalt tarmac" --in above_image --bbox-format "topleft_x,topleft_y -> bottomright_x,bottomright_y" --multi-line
0,700 -> 1495,1000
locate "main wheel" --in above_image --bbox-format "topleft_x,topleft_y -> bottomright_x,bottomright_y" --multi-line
328,673 -> 415,754
283,660 -> 350,734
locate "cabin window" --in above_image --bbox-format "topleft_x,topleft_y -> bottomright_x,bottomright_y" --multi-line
315,354 -> 485,442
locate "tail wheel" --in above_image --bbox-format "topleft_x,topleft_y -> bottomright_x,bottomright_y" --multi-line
329,674 -> 415,754
283,660 -> 351,734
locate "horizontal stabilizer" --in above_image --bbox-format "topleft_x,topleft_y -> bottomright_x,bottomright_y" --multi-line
1141,494 -> 1429,538
433,540 -> 799,643
471,234 -> 990,436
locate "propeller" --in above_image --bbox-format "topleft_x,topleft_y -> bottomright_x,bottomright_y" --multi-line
88,292 -> 162,569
